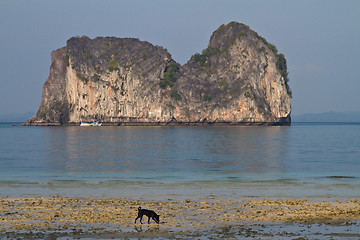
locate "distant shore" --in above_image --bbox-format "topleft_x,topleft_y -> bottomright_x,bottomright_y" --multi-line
1,195 -> 359,239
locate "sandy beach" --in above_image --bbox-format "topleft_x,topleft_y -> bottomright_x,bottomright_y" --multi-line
1,195 -> 360,239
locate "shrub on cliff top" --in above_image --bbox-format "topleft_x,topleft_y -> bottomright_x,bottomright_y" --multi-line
193,53 -> 207,66
258,36 -> 278,55
193,47 -> 220,66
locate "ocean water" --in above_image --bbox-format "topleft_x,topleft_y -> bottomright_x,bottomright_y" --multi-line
0,122 -> 359,199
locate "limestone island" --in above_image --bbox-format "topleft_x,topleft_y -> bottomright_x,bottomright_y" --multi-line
24,22 -> 292,126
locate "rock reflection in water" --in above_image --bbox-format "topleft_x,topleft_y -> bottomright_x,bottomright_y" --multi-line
46,126 -> 289,180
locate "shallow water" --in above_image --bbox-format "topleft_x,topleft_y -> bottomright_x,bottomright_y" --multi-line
1,122 -> 360,198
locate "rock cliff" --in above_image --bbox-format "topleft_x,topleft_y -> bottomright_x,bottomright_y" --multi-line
26,22 -> 291,126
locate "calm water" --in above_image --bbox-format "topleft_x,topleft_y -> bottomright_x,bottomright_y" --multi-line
1,123 -> 359,199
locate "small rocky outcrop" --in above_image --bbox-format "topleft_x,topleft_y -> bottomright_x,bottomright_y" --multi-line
25,22 -> 292,126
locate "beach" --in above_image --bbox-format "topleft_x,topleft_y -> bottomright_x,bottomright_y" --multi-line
1,195 -> 360,239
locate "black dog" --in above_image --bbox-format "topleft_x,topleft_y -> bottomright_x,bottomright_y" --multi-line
134,207 -> 160,224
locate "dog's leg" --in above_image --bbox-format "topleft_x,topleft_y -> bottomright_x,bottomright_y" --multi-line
148,215 -> 151,224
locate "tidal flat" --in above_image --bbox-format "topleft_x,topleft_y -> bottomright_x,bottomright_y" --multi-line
1,195 -> 360,239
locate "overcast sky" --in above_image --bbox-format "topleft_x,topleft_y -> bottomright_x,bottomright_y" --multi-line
0,0 -> 359,116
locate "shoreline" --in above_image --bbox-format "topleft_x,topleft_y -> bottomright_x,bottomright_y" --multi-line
1,195 -> 360,239
20,119 -> 291,127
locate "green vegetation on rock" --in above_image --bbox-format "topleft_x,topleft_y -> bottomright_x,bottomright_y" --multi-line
159,63 -> 179,89
218,79 -> 227,87
202,94 -> 212,102
193,47 -> 220,66
244,91 -> 252,99
170,89 -> 182,101
258,36 -> 278,55
92,73 -> 100,82
101,43 -> 109,50
65,51 -> 70,67
85,52 -> 92,59
77,72 -> 88,83
276,53 -> 288,82
229,31 -> 247,46
228,89 -> 236,96
108,59 -> 119,72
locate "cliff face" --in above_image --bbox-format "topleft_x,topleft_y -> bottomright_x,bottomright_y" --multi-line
27,22 -> 291,126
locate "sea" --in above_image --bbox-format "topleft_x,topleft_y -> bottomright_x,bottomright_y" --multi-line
1,122 -> 360,200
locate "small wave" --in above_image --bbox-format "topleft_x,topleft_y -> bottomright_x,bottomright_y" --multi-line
326,176 -> 356,179
0,180 -> 43,186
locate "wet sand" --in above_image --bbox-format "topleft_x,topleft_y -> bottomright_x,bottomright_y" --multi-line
1,196 -> 360,239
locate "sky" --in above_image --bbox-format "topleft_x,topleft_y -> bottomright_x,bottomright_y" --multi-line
0,0 -> 359,116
